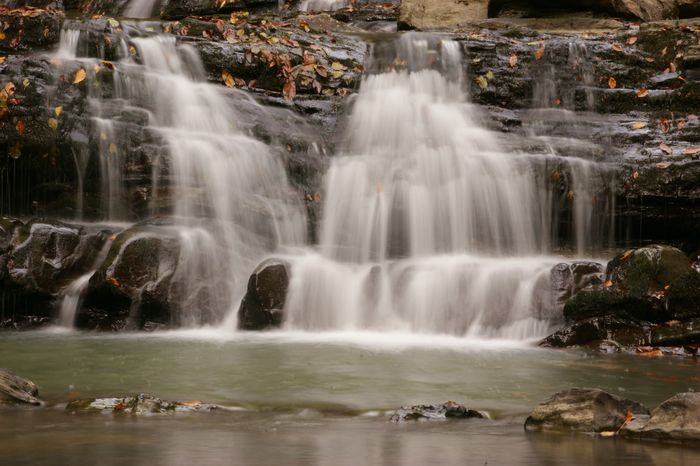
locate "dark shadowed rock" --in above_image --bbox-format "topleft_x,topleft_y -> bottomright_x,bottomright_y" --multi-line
238,258 -> 289,330
161,0 -> 278,20
525,388 -> 649,433
550,261 -> 605,310
606,245 -> 692,296
563,288 -> 662,322
666,270 -> 700,321
0,368 -> 41,405
390,401 -> 486,422
66,393 -> 219,414
622,392 -> 700,441
540,315 -> 651,348
651,318 -> 700,346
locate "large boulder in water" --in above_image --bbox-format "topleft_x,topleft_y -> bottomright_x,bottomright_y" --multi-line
622,392 -> 700,441
0,368 -> 41,406
391,401 -> 487,422
540,315 -> 650,349
525,388 -> 649,433
606,245 -> 692,297
238,258 -> 290,330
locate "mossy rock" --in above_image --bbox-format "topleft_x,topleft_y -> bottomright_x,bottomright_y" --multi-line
666,270 -> 700,320
606,245 -> 692,297
563,288 -> 664,322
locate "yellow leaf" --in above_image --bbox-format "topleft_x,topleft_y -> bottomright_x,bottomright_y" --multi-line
630,121 -> 647,129
47,118 -> 58,130
55,106 -> 63,117
22,79 -> 30,88
485,70 -> 494,80
108,18 -> 120,28
129,45 -> 137,56
475,75 -> 488,89
600,431 -> 616,437
331,62 -> 345,71
0,56 -> 5,64
73,68 -> 86,85
221,70 -> 235,88
332,70 -> 344,79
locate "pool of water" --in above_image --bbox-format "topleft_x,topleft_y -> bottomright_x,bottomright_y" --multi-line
1,330 -> 699,465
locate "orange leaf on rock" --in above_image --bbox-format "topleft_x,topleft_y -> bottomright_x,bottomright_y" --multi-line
608,77 -> 617,89
535,46 -> 545,60
660,118 -> 670,133
611,43 -> 624,52
684,147 -> 700,156
73,68 -> 86,84
15,120 -> 24,136
626,36 -> 638,45
656,161 -> 672,169
659,143 -> 673,155
221,70 -> 234,88
630,121 -> 647,129
636,88 -> 649,98
283,79 -> 296,102
509,54 -> 517,67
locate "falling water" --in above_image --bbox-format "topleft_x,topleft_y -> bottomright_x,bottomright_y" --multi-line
299,0 -> 350,12
124,0 -> 159,18
53,23 -> 306,326
283,34 -> 614,339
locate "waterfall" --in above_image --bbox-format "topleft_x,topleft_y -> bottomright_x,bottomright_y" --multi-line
53,22 -> 306,326
299,0 -> 350,12
124,0 -> 159,18
282,34 -> 614,339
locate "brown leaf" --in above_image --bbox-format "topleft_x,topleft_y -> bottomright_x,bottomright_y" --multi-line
630,121 -> 647,129
677,119 -> 686,130
637,346 -> 663,357
15,120 -> 24,136
283,79 -> 296,102
509,54 -> 517,67
534,46 -> 545,60
608,77 -> 617,89
632,170 -> 640,179
603,279 -> 614,288
661,47 -> 668,57
0,56 -> 5,64
656,161 -> 672,169
73,68 -> 86,85
611,43 -> 624,53
109,277 -> 120,287
684,147 -> 700,156
644,57 -> 655,63
600,431 -> 617,437
221,70 -> 234,88
626,36 -> 638,45
660,118 -> 670,133
636,88 -> 649,98
669,62 -> 677,73
659,143 -> 673,155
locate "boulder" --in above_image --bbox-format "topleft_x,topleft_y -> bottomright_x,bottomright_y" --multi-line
540,315 -> 650,348
160,0 -> 278,19
606,245 -> 692,296
550,261 -> 605,311
666,270 -> 700,321
0,5 -> 64,53
238,258 -> 290,330
525,388 -> 649,433
563,288 -> 662,322
0,368 -> 41,405
390,401 -> 486,422
66,393 -> 219,414
651,318 -> 700,346
622,392 -> 700,441
399,0 -> 488,31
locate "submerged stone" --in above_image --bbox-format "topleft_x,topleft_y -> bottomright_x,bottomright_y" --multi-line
525,388 -> 649,433
622,392 -> 700,442
390,401 -> 486,422
541,315 -> 650,348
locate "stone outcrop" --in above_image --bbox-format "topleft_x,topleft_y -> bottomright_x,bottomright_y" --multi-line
0,368 -> 41,405
238,258 -> 290,330
525,388 -> 649,433
65,393 -> 220,414
622,392 -> 700,441
391,401 -> 487,422
399,0 -> 489,31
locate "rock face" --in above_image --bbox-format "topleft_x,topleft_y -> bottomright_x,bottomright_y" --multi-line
161,0 -> 278,19
623,392 -> 700,441
390,401 -> 487,422
0,368 -> 41,405
606,245 -> 692,297
541,315 -> 650,348
550,261 -> 605,311
65,393 -> 219,414
238,258 -> 290,330
525,388 -> 649,433
399,0 -> 489,31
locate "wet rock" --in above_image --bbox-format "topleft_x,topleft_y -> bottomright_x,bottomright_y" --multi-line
81,224 -> 181,331
0,5 -> 64,53
666,270 -> 700,320
540,315 -> 650,348
161,0 -> 278,20
563,288 -> 662,323
66,393 -> 219,414
238,258 -> 289,330
390,401 -> 486,422
399,0 -> 488,31
607,245 -> 693,296
525,388 -> 649,433
622,392 -> 700,441
651,318 -> 700,346
550,261 -> 605,310
0,368 -> 41,405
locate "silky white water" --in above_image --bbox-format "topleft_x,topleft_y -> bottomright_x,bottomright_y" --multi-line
54,24 -> 306,326
282,34 -> 613,339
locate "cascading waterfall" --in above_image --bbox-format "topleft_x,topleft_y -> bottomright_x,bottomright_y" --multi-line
282,34 -> 614,339
124,0 -> 159,18
54,22 -> 306,326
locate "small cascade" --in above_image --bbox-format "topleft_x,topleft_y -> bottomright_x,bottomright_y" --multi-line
52,22 -> 306,326
124,0 -> 159,18
282,34 -> 616,339
299,0 -> 350,12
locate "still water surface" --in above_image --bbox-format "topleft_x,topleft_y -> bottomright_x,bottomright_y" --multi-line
1,330 -> 699,465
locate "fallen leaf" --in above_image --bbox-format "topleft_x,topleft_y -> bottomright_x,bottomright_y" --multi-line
632,170 -> 640,179
0,56 -> 5,64
73,68 -> 86,84
47,118 -> 58,129
608,77 -> 617,89
221,70 -> 235,88
660,118 -> 670,133
630,121 -> 647,129
684,147 -> 700,156
665,320 -> 681,327
644,57 -> 655,63
331,62 -> 345,71
637,346 -> 663,357
677,119 -> 686,130
659,143 -> 673,155
656,161 -> 672,169
509,54 -> 517,67
611,43 -> 624,53
535,46 -> 545,60
600,431 -> 617,437
9,142 -> 22,159
315,65 -> 327,78
109,277 -> 120,287
475,75 -> 488,89
636,88 -> 649,98
669,62 -> 677,73
603,279 -> 613,288
661,47 -> 668,57
626,36 -> 638,45
108,143 -> 118,156
283,79 -> 296,102
15,120 -> 24,136
54,106 -> 63,117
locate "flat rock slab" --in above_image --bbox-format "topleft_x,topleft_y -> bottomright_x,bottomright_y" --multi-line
66,393 -> 220,414
0,369 -> 41,405
391,401 -> 486,422
525,388 -> 649,433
